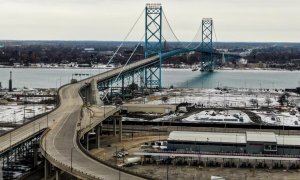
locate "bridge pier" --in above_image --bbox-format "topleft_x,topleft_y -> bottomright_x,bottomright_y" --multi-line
119,117 -> 122,142
113,118 -> 117,136
85,133 -> 90,150
90,79 -> 103,106
55,168 -> 61,180
44,159 -> 50,180
96,124 -> 101,148
33,144 -> 38,167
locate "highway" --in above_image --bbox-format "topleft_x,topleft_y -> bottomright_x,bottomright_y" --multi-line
0,55 -> 160,179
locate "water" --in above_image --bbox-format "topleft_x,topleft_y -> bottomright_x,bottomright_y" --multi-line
0,68 -> 300,89
163,69 -> 300,89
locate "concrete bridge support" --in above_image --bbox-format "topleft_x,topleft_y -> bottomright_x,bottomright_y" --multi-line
33,145 -> 38,167
85,133 -> 90,150
113,118 -> 117,136
118,117 -> 122,142
55,168 -> 61,180
44,160 -> 50,180
95,124 -> 101,148
89,79 -> 103,106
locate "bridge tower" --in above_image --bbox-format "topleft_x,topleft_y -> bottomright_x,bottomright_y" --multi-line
144,3 -> 163,88
201,18 -> 214,72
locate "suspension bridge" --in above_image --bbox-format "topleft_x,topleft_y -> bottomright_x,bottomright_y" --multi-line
0,4 -> 242,180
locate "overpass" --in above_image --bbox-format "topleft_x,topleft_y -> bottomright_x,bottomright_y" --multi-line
0,56 -> 161,179
0,4 -> 243,180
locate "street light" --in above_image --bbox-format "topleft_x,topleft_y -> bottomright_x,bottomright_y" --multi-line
283,116 -> 285,154
47,114 -> 49,127
45,133 -> 47,157
71,147 -> 75,172
9,132 -> 12,149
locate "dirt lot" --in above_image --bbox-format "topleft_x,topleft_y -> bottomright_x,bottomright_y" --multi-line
130,165 -> 300,180
90,133 -> 300,180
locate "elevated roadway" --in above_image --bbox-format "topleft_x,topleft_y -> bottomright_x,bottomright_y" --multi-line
1,55 -> 160,179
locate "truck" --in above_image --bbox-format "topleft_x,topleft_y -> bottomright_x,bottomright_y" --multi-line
123,157 -> 141,167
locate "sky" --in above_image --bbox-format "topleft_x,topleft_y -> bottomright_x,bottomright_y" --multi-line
0,0 -> 299,42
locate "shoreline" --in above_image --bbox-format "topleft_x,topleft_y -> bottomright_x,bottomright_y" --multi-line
0,66 -> 299,72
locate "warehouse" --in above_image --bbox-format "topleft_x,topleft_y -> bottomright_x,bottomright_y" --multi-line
167,131 -> 300,155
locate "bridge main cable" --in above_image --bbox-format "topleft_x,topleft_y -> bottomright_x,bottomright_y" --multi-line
102,33 -> 145,101
106,9 -> 145,66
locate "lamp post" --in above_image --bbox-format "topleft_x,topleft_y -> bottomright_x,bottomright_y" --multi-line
283,116 -> 285,154
103,104 -> 106,118
47,114 -> 49,127
9,132 -> 12,148
166,159 -> 169,180
45,133 -> 47,157
71,147 -> 75,172
235,134 -> 238,152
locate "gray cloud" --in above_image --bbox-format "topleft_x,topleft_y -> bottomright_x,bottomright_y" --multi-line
0,0 -> 299,42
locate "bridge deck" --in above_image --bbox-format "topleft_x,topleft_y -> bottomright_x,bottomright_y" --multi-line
1,55 -> 159,179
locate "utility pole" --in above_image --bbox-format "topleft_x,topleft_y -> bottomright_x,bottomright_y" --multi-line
9,132 -> 12,148
166,162 -> 169,180
71,147 -> 74,172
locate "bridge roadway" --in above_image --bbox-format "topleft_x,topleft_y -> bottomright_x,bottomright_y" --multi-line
0,55 -> 160,179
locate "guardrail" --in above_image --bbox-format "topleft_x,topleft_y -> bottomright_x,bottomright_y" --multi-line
112,120 -> 300,131
38,57 -> 163,179
40,129 -> 106,180
76,122 -> 153,180
138,149 -> 300,159
0,128 -> 45,156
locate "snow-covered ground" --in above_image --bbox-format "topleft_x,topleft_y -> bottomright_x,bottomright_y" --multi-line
182,110 -> 252,124
122,113 -> 184,122
142,88 -> 297,108
254,110 -> 300,126
128,88 -> 300,126
0,104 -> 55,123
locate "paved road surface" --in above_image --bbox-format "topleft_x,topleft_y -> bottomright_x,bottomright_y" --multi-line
1,55 -> 159,179
40,56 -> 160,179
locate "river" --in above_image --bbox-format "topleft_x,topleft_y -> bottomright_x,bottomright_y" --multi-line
0,68 -> 299,89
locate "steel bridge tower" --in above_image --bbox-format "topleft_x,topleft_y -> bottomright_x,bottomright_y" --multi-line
144,3 -> 163,88
201,18 -> 214,72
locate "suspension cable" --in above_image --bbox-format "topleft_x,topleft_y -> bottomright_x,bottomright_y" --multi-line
102,34 -> 145,100
213,22 -> 218,44
162,10 -> 185,48
185,24 -> 202,49
106,9 -> 145,66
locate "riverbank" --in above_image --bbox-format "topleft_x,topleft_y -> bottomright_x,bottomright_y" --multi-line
1,66 -> 299,72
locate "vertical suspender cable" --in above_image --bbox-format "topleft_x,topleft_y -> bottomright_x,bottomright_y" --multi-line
102,34 -> 145,100
106,9 -> 145,67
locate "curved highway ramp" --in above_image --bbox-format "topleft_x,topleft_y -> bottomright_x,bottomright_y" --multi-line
1,56 -> 159,180
40,56 -> 160,179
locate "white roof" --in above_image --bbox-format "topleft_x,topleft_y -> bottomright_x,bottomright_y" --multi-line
276,135 -> 300,146
168,131 -> 246,144
246,131 -> 276,143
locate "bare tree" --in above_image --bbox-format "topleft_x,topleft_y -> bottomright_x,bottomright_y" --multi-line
265,97 -> 272,107
249,98 -> 258,107
161,96 -> 169,104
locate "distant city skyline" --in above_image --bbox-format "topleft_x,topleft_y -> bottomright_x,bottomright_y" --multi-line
0,0 -> 299,42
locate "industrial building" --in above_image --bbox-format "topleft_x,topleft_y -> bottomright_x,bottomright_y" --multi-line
167,131 -> 300,155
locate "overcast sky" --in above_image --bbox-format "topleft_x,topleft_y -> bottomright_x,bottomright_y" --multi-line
0,0 -> 299,42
